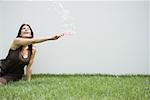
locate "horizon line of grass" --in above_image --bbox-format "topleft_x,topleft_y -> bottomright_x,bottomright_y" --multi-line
30,73 -> 150,77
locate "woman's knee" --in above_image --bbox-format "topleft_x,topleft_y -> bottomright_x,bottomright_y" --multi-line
0,78 -> 7,85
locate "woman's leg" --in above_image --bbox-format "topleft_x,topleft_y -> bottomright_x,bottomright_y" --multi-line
0,65 -> 6,85
0,66 -> 23,85
0,77 -> 7,85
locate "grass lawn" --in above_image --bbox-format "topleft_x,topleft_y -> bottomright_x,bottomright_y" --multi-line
0,74 -> 149,100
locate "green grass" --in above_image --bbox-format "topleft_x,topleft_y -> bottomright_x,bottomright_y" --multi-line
0,74 -> 150,100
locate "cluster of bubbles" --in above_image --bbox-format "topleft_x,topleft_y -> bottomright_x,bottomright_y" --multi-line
49,1 -> 76,36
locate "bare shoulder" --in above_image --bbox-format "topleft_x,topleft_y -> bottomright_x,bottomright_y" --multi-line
10,38 -> 21,50
13,37 -> 22,43
12,38 -> 22,46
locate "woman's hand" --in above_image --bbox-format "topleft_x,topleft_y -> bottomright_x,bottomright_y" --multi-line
51,34 -> 64,40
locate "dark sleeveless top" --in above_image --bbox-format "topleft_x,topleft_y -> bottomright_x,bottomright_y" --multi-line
0,47 -> 31,77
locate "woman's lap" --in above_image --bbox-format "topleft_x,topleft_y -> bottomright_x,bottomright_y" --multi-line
0,61 -> 23,85
0,68 -> 22,85
0,77 -> 7,85
0,75 -> 22,85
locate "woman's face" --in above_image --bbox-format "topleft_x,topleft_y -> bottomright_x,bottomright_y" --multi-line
20,25 -> 32,38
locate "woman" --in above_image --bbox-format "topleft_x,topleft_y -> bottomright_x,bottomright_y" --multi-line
0,24 -> 63,85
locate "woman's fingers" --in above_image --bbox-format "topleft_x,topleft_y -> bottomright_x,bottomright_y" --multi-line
60,34 -> 64,37
51,33 -> 65,40
53,35 -> 62,40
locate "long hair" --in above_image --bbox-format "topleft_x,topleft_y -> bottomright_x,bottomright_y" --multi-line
16,24 -> 34,55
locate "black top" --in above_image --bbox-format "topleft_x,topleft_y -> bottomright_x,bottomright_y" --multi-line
0,47 -> 31,77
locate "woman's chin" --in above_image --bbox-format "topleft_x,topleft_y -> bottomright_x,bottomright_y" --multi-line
22,35 -> 32,38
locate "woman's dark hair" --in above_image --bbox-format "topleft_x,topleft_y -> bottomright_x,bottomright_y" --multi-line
16,24 -> 34,55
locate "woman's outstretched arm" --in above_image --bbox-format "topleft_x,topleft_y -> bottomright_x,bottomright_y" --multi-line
11,34 -> 63,49
26,46 -> 36,81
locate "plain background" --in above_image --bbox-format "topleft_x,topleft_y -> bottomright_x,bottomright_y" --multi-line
0,0 -> 149,75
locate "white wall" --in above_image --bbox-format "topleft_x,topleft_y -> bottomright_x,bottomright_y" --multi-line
0,3 -> 4,58
0,3 -> 2,52
0,1 -> 149,75
148,1 -> 150,73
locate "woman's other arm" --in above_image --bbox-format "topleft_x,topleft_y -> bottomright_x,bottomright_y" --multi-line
26,47 -> 36,81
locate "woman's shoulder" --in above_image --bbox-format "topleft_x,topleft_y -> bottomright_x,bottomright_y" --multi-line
11,37 -> 28,49
10,38 -> 21,50
10,38 -> 21,49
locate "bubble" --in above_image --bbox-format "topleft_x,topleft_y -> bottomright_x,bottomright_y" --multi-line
49,1 -> 76,35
